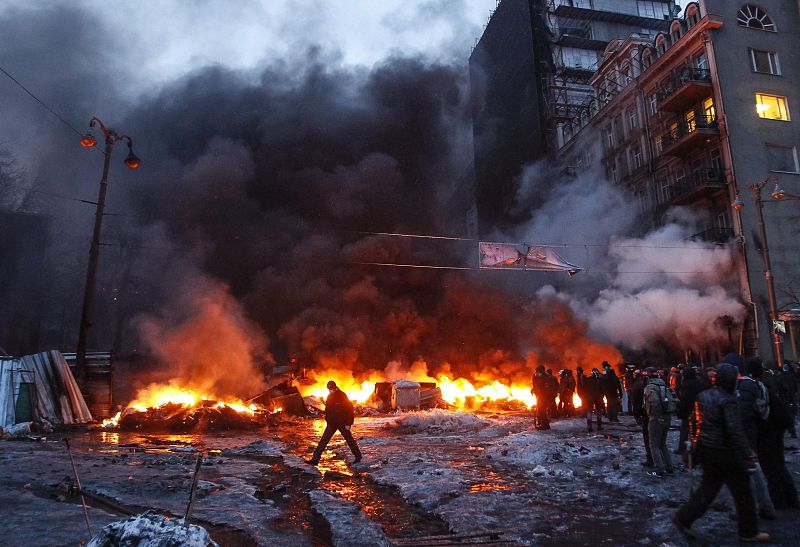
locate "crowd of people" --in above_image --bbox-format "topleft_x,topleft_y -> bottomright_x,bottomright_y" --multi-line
532,355 -> 800,542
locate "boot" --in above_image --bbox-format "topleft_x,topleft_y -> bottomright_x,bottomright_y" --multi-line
739,532 -> 770,543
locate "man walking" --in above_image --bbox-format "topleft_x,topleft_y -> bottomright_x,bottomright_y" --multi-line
673,364 -> 768,542
644,367 -> 674,476
307,381 -> 362,465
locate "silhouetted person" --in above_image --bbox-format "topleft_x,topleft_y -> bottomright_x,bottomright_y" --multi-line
559,370 -> 576,418
577,366 -> 604,432
532,366 -> 551,430
602,361 -> 622,422
307,381 -> 362,465
673,364 -> 767,543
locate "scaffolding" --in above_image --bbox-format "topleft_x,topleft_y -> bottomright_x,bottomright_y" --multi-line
540,0 -> 676,149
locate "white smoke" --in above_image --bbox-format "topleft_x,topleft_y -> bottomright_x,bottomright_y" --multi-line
513,161 -> 746,353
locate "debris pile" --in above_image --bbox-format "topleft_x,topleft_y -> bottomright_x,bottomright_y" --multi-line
87,512 -> 218,547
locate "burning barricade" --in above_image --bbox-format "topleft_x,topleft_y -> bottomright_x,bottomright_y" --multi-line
102,384 -> 277,432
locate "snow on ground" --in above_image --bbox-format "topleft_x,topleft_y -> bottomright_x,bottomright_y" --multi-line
87,513 -> 217,547
381,409 -> 490,433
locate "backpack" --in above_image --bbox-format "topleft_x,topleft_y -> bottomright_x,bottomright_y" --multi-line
754,380 -> 770,422
661,385 -> 679,414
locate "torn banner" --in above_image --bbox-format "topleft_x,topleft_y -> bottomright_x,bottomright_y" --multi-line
478,242 -> 581,276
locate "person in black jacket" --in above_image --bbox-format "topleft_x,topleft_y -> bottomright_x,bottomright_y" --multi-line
673,364 -> 767,543
307,381 -> 362,465
532,366 -> 551,430
675,367 -> 711,455
602,362 -> 623,422
577,366 -> 604,432
759,363 -> 799,509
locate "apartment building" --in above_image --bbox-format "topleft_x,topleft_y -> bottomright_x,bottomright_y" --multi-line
560,1 -> 800,362
468,0 -> 676,234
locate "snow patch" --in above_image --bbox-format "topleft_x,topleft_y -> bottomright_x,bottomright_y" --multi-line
383,409 -> 489,433
87,512 -> 217,547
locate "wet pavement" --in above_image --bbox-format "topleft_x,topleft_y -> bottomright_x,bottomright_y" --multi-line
1,412 -> 800,546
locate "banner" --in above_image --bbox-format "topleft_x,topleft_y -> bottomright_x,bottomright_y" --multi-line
479,242 -> 581,275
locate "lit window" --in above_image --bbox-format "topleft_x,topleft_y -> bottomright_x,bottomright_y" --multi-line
749,49 -> 781,75
685,109 -> 696,132
766,144 -> 799,173
737,5 -> 776,32
755,93 -> 790,120
703,97 -> 716,121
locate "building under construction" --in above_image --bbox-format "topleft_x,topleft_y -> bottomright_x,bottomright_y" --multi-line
468,0 -> 677,233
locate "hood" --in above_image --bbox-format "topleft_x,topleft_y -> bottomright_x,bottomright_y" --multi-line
647,378 -> 666,387
715,363 -> 739,394
722,352 -> 745,373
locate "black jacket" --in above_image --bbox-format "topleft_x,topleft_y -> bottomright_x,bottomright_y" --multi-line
677,376 -> 711,420
695,365 -> 753,456
578,374 -> 603,401
325,389 -> 355,427
736,376 -> 762,449
603,370 -> 623,398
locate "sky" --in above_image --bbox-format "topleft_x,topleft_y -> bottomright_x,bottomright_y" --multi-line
0,0 -> 498,98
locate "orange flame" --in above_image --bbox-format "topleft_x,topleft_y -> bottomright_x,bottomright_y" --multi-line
101,382 -> 260,427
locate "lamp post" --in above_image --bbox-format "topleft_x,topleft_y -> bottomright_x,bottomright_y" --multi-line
74,117 -> 140,387
731,175 -> 794,367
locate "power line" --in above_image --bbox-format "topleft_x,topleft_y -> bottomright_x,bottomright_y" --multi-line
0,64 -> 86,138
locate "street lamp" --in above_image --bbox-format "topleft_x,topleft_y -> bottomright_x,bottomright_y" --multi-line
74,117 -> 139,387
731,175 -> 787,367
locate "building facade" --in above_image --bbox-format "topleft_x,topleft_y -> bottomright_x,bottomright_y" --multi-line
561,1 -> 800,363
468,0 -> 677,233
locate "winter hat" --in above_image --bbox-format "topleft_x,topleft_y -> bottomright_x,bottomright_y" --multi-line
746,358 -> 763,379
722,352 -> 746,374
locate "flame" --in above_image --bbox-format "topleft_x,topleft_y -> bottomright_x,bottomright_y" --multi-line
298,367 -> 586,411
101,382 -> 260,428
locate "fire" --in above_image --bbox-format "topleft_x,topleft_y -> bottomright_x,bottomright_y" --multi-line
101,383 -> 260,428
299,367 -> 584,411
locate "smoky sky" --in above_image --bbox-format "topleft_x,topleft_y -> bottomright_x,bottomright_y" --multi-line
1,0 -> 735,378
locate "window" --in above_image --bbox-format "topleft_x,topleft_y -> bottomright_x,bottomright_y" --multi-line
755,93 -> 790,120
749,49 -> 781,75
606,126 -> 615,150
632,146 -> 643,169
561,47 -> 598,69
656,35 -> 667,55
670,21 -> 682,44
710,148 -> 722,171
703,97 -> 716,121
638,1 -> 670,19
685,108 -> 696,132
649,93 -> 658,115
766,144 -> 799,173
642,49 -> 652,68
686,4 -> 701,28
737,5 -> 776,32
674,167 -> 687,190
695,52 -> 708,71
628,107 -> 639,131
654,134 -> 664,155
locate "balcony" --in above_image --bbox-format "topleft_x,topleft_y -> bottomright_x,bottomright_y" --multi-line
552,2 -> 671,29
555,26 -> 607,50
660,115 -> 719,157
657,68 -> 712,113
670,168 -> 726,204
687,226 -> 735,244
655,168 -> 726,207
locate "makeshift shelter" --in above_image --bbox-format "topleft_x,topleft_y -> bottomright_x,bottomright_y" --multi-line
0,350 -> 92,429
